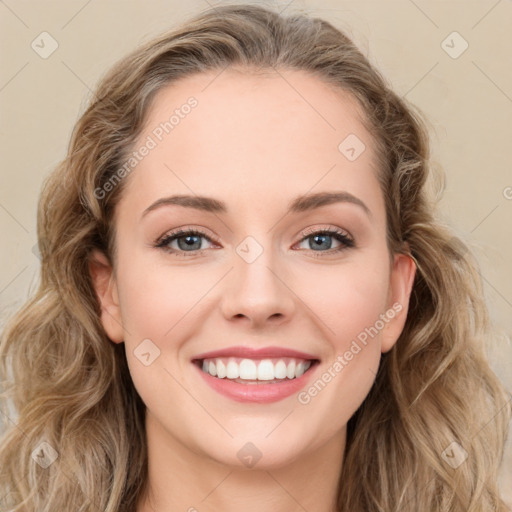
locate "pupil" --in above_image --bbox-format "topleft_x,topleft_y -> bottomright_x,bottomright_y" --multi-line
180,235 -> 200,250
313,234 -> 331,250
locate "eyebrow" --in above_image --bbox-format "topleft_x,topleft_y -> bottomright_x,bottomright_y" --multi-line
142,191 -> 371,218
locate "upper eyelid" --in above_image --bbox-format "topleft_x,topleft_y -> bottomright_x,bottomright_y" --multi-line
300,225 -> 352,239
156,226 -> 216,243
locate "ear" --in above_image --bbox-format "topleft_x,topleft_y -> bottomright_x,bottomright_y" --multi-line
381,248 -> 416,353
88,249 -> 124,344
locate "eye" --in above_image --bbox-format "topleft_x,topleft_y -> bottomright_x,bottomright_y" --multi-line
155,228 -> 216,256
294,226 -> 355,256
155,226 -> 355,258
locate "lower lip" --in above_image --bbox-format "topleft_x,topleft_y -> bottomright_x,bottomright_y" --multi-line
193,361 -> 319,403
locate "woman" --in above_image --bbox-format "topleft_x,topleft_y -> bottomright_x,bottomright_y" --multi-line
0,4 -> 510,511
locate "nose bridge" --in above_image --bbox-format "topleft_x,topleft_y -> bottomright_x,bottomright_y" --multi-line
220,232 -> 295,325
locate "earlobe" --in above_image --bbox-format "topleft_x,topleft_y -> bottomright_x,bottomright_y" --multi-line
381,250 -> 417,353
88,249 -> 124,344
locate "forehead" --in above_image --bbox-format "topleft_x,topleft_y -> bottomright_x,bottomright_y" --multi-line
119,67 -> 383,219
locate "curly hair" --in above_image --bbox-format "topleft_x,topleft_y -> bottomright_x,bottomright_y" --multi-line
1,4 -> 510,511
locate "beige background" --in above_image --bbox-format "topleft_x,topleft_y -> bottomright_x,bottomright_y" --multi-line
1,0 -> 511,506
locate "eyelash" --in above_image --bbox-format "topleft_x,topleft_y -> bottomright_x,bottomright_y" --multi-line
155,226 -> 355,258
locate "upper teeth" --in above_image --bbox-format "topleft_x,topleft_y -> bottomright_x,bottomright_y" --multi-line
201,357 -> 312,380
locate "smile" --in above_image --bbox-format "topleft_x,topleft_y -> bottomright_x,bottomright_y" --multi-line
197,357 -> 314,383
191,346 -> 320,403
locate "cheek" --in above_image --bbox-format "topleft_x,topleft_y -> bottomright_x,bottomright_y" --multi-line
114,257 -> 203,412
299,260 -> 390,347
115,256 -> 211,340
295,264 -> 389,427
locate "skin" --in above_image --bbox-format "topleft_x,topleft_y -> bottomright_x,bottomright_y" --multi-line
89,67 -> 416,512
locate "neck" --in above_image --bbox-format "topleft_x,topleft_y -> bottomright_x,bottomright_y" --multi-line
136,410 -> 345,512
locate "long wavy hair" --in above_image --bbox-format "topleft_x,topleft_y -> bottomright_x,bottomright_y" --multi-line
1,4 -> 510,511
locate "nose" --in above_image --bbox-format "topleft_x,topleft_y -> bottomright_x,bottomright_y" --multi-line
220,241 -> 296,329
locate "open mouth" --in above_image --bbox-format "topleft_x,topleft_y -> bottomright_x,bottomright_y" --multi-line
192,357 -> 320,385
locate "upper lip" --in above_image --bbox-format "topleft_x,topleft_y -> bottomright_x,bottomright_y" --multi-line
192,345 -> 319,361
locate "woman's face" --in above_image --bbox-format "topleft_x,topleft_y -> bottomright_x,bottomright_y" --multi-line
91,68 -> 415,469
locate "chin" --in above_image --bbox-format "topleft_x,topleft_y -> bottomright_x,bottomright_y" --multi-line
198,432 -> 309,471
